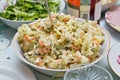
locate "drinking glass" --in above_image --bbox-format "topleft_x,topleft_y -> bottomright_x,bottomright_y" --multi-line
0,0 -> 13,50
0,33 -> 11,50
64,65 -> 113,80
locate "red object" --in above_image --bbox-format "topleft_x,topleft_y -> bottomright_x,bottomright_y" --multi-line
90,0 -> 96,20
68,0 -> 80,7
117,55 -> 120,64
90,0 -> 100,20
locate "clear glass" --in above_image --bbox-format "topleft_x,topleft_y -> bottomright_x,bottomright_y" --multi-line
0,0 -> 11,50
64,65 -> 113,80
0,35 -> 11,50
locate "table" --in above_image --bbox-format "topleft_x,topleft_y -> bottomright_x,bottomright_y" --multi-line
0,2 -> 120,80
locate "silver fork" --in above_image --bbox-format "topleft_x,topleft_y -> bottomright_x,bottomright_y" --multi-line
44,0 -> 53,23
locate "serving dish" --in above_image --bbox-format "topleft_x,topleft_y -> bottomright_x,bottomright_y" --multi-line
0,59 -> 36,80
64,64 -> 113,80
101,0 -> 118,12
0,0 -> 65,29
105,6 -> 120,32
108,43 -> 120,77
12,14 -> 110,76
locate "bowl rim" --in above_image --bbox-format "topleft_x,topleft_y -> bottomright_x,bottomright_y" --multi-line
12,18 -> 111,72
0,16 -> 34,23
101,0 -> 118,6
64,64 -> 113,80
0,0 -> 65,23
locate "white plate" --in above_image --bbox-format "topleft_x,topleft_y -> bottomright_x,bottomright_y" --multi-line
101,0 -> 118,12
108,43 -> 120,77
0,59 -> 36,80
105,6 -> 120,32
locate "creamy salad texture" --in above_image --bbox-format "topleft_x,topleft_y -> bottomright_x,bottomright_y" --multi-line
17,13 -> 104,69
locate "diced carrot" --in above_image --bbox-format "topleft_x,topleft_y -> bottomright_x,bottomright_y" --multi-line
89,57 -> 93,63
50,31 -> 54,34
62,17 -> 70,22
75,54 -> 81,62
72,44 -> 81,51
55,59 -> 62,64
36,61 -> 43,66
80,32 -> 84,35
93,37 -> 100,42
38,26 -> 44,31
39,48 -> 47,54
39,40 -> 45,47
39,46 -> 51,55
46,46 -> 51,53
23,35 -> 35,41
92,41 -> 99,47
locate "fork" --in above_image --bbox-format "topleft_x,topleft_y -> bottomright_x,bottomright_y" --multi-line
44,0 -> 53,23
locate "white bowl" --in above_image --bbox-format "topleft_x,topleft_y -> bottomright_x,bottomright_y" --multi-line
101,0 -> 118,12
64,64 -> 113,80
0,17 -> 33,29
0,0 -> 33,29
0,0 -> 65,29
12,18 -> 110,76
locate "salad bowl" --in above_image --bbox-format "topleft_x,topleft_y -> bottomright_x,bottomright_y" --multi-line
0,0 -> 65,29
12,14 -> 110,76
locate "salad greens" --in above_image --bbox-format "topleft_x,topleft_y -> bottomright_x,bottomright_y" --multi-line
0,0 -> 60,21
